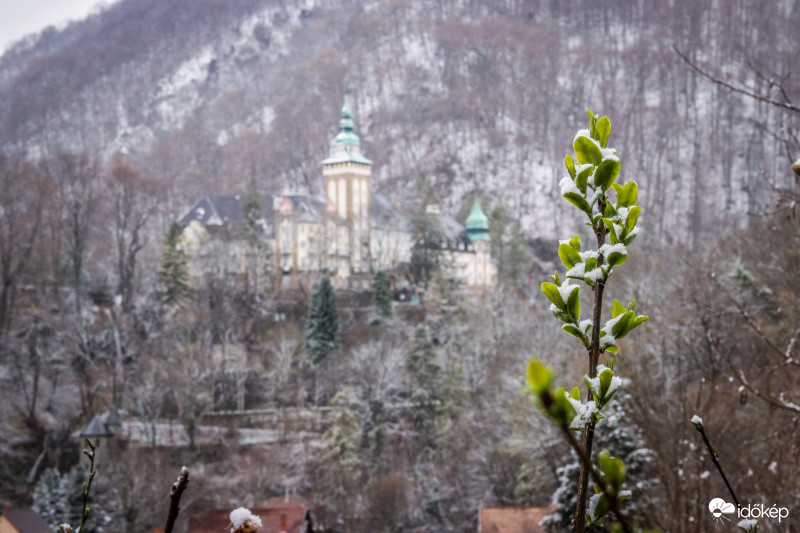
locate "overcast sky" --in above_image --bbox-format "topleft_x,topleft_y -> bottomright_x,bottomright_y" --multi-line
1,0 -> 119,52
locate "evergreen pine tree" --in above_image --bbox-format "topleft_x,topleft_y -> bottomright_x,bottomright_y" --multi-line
32,467 -> 67,529
406,325 -> 441,446
240,187 -> 270,296
371,270 -> 392,322
32,466 -> 115,533
539,394 -> 655,532
316,390 -> 361,528
157,222 -> 192,307
409,175 -> 445,287
489,204 -> 531,292
305,276 -> 338,366
406,325 -> 440,393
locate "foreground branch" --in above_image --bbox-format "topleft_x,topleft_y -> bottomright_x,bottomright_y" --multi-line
673,45 -> 800,114
691,417 -> 739,507
163,466 -> 190,533
78,439 -> 97,533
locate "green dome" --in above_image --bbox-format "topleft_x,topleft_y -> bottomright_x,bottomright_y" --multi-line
466,198 -> 490,241
331,95 -> 361,147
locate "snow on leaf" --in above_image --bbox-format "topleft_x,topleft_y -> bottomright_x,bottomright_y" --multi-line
560,176 -> 581,196
557,282 -> 578,304
567,398 -> 598,430
585,268 -> 604,283
599,243 -> 627,257
566,262 -> 586,279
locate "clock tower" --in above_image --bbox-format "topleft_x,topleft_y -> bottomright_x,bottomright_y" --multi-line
321,96 -> 372,285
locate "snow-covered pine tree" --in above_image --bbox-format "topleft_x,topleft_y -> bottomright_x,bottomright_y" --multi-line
406,325 -> 440,447
240,187 -> 269,298
305,276 -> 338,366
157,222 -> 192,307
406,324 -> 440,394
541,393 -> 655,531
409,174 -> 445,288
32,467 -> 69,529
32,466 -> 116,533
315,390 -> 361,528
490,204 -> 531,292
371,270 -> 392,322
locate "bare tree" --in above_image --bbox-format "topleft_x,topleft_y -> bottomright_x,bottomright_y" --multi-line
46,152 -> 101,315
0,154 -> 46,334
107,153 -> 162,311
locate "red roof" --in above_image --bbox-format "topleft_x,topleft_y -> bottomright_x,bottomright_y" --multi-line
1,508 -> 51,533
188,497 -> 309,533
479,507 -> 550,533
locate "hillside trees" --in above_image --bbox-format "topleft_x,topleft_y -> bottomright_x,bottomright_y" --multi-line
107,154 -> 162,311
0,154 -> 46,334
632,211 -> 800,530
47,153 -> 101,315
405,325 -> 440,450
312,389 -> 361,529
1,0 -> 798,242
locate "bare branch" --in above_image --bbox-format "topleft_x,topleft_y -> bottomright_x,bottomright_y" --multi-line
785,324 -> 800,361
690,419 -> 740,507
732,366 -> 800,415
673,45 -> 800,114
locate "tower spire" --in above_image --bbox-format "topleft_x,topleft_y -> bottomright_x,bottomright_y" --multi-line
466,197 -> 490,241
339,94 -> 354,133
331,94 -> 361,148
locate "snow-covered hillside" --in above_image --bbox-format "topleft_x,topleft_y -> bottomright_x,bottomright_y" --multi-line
1,0 -> 798,241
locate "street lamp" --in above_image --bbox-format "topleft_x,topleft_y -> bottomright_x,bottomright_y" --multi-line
105,404 -> 122,429
79,415 -> 114,440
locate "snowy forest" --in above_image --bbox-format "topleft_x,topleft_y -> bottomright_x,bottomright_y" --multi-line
1,0 -> 800,532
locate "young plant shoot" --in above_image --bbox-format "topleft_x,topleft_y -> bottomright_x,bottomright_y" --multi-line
528,110 -> 648,533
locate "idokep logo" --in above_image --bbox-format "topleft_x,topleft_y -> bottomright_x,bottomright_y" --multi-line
708,498 -> 735,523
708,498 -> 790,525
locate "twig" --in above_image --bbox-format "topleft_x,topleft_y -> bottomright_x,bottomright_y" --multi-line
163,466 -> 190,533
673,45 -> 800,114
730,366 -> 800,414
574,197 -> 610,533
78,439 -> 96,533
691,418 -> 740,507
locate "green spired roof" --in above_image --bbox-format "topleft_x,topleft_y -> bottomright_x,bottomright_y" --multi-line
465,198 -> 490,241
322,94 -> 372,166
331,95 -> 361,147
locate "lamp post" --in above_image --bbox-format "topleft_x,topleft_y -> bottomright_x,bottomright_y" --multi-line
79,415 -> 114,441
105,404 -> 122,429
